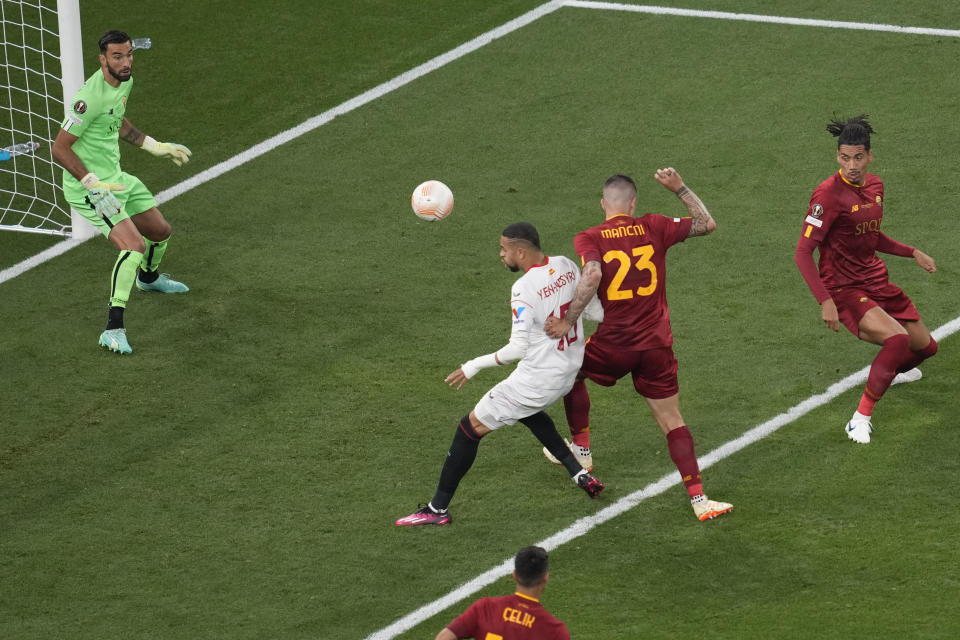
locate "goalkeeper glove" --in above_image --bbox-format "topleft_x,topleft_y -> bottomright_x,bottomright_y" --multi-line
141,135 -> 192,166
81,173 -> 124,219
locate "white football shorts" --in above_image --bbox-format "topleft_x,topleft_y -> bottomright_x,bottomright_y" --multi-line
473,378 -> 570,430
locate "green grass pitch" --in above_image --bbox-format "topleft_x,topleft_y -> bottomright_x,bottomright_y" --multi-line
2,2 -> 959,639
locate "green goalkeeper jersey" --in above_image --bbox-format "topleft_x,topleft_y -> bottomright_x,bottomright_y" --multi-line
60,69 -> 133,190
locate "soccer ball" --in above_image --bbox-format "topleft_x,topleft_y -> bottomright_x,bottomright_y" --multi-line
411,180 -> 454,221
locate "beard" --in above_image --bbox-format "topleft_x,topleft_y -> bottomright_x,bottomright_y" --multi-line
108,66 -> 131,83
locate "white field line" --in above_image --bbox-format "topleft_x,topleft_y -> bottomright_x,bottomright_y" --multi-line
364,315 -> 960,640
564,1 -> 960,37
3,1 -> 957,285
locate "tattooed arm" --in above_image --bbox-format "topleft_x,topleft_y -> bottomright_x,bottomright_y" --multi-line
653,167 -> 716,237
544,260 -> 602,339
119,118 -> 146,146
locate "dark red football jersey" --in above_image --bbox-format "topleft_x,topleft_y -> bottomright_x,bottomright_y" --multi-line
800,171 -> 891,290
574,213 -> 692,351
445,593 -> 570,640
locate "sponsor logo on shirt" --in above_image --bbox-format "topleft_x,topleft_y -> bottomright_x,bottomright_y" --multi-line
855,218 -> 881,235
513,306 -> 526,324
73,100 -> 87,114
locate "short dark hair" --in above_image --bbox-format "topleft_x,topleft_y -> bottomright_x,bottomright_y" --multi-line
604,174 -> 637,193
827,114 -> 875,150
99,30 -> 131,53
514,546 -> 549,587
502,222 -> 540,250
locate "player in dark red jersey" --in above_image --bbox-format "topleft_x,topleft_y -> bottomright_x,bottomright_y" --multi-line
794,114 -> 937,444
544,171 -> 733,522
435,546 -> 570,640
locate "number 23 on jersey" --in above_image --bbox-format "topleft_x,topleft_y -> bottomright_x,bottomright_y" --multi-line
604,245 -> 657,300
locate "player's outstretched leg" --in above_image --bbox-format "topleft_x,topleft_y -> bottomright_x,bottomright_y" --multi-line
396,415 -> 482,526
521,411 -> 603,498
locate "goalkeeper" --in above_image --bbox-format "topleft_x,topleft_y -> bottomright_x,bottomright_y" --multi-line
52,30 -> 191,355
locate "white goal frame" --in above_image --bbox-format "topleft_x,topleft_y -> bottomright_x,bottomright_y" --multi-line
0,0 -> 94,239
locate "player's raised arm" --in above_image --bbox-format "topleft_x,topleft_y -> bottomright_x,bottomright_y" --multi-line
654,168 -> 716,237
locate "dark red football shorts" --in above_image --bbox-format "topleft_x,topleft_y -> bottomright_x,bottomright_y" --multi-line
579,339 -> 679,399
830,281 -> 920,336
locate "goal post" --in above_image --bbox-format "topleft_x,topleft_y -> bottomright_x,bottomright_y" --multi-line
0,0 -> 94,239
55,0 -> 94,239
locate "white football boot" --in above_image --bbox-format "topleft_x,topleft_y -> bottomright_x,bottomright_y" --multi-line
845,412 -> 873,444
542,438 -> 592,471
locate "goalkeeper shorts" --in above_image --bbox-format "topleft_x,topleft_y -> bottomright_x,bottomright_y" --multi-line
64,171 -> 158,238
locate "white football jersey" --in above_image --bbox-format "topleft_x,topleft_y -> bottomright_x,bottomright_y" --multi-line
505,255 -> 585,400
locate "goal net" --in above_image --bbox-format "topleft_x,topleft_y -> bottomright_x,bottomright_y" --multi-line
0,0 -> 91,238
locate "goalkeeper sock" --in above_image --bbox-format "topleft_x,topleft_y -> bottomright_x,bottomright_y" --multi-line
106,305 -> 125,330
431,416 -> 482,511
139,237 -> 169,278
138,269 -> 159,284
109,250 -> 143,308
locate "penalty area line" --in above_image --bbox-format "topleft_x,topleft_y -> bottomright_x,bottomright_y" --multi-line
563,1 -> 960,38
364,313 -> 960,640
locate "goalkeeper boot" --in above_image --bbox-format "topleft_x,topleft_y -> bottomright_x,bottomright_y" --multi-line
691,494 -> 733,521
891,367 -> 922,386
136,272 -> 189,293
543,438 -> 593,471
845,413 -> 873,444
99,328 -> 132,355
575,470 -> 604,498
395,504 -> 451,527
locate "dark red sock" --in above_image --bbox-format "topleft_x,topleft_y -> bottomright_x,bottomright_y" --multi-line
563,379 -> 592,448
666,426 -> 703,498
896,336 -> 938,373
863,334 -> 913,407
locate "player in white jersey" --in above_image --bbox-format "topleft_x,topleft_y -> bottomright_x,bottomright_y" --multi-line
396,222 -> 605,526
